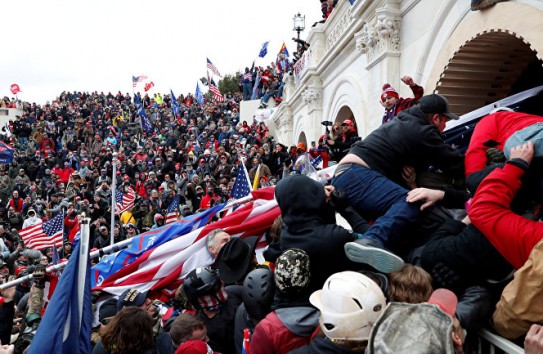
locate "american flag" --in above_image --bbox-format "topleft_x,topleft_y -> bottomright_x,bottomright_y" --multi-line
209,79 -> 224,102
230,162 -> 252,199
132,75 -> 148,88
93,188 -> 278,300
206,58 -> 221,77
165,195 -> 180,224
115,187 -> 136,215
20,213 -> 64,250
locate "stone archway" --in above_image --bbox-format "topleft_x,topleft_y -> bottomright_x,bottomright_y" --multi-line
422,2 -> 543,115
334,106 -> 356,129
435,31 -> 543,115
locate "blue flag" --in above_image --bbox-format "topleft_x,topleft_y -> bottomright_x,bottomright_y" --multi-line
134,94 -> 153,134
28,230 -> 92,354
91,203 -> 225,288
195,82 -> 204,105
259,41 -> 269,58
170,89 -> 181,117
349,0 -> 356,4
0,141 -> 15,164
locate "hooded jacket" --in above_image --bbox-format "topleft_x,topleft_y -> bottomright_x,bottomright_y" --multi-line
251,307 -> 319,354
275,175 -> 361,291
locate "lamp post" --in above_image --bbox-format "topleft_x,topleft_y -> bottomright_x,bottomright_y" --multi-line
293,13 -> 306,49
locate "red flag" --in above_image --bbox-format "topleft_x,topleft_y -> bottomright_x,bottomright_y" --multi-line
93,187 -> 280,300
144,81 -> 155,92
10,84 -> 21,95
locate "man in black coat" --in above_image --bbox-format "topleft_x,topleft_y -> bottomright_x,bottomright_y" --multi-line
332,94 -> 464,273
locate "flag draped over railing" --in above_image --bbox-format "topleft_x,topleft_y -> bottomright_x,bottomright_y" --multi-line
93,188 -> 278,300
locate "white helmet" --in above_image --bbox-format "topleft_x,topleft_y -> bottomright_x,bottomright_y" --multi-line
309,271 -> 386,341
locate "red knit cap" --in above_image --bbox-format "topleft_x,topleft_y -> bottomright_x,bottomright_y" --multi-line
381,83 -> 399,102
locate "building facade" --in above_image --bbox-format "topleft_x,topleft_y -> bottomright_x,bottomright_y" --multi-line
269,0 -> 543,146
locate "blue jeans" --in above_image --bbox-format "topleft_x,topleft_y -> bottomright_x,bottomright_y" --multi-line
243,83 -> 252,100
332,164 -> 419,246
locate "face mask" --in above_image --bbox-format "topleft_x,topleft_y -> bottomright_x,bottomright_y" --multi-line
196,192 -> 203,197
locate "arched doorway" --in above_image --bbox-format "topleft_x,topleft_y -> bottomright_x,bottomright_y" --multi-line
297,131 -> 308,148
435,31 -> 543,115
334,106 -> 357,129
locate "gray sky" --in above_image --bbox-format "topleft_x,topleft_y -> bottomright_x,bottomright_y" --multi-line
1,0 -> 322,104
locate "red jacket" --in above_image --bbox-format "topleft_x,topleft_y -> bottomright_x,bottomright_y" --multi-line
465,112 -> 543,177
250,311 -> 315,354
469,162 -> 542,269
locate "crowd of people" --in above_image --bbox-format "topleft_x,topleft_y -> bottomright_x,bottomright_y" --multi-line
0,61 -> 542,354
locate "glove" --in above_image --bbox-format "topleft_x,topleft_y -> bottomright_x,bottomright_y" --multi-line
486,148 -> 506,166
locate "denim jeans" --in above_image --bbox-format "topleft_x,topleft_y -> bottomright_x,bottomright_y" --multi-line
243,83 -> 252,100
332,164 -> 419,246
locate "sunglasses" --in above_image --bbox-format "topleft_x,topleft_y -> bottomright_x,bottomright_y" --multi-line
100,319 -> 110,326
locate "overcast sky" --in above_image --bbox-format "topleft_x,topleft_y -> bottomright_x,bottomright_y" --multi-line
1,0 -> 322,104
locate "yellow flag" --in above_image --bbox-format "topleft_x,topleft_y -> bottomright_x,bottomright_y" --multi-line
252,164 -> 261,190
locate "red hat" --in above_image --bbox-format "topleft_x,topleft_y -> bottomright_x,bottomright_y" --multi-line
175,340 -> 208,354
381,83 -> 399,102
341,119 -> 353,127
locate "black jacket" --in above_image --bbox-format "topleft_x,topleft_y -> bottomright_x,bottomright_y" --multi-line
349,106 -> 464,184
289,335 -> 366,354
275,175 -> 367,291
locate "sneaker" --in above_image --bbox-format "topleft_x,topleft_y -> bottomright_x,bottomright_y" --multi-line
344,238 -> 404,273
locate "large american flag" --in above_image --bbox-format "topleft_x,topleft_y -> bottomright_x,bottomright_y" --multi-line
132,75 -> 148,88
209,79 -> 224,102
165,195 -> 180,224
230,162 -> 252,199
206,58 -> 221,77
93,188 -> 279,300
20,213 -> 64,250
115,187 -> 136,215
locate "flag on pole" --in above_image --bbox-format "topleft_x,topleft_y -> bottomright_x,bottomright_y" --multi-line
231,162 -> 252,199
165,195 -> 180,224
27,220 -> 92,354
278,42 -> 289,57
170,90 -> 181,117
195,82 -> 204,105
259,41 -> 269,58
91,203 -> 226,288
10,84 -> 21,95
115,187 -> 136,215
209,79 -> 224,102
19,213 -> 64,250
144,81 -> 155,92
132,75 -> 148,88
93,189 -> 279,300
0,141 -> 15,164
134,94 -> 153,134
207,58 -> 222,77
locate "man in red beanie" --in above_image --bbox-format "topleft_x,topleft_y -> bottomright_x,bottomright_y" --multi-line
381,76 -> 424,125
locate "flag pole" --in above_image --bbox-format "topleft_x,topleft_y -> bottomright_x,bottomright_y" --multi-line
110,152 -> 118,245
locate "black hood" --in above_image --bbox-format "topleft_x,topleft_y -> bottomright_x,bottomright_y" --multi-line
275,175 -> 334,226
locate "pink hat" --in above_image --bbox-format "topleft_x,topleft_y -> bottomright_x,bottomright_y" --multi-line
428,288 -> 458,317
381,83 -> 399,102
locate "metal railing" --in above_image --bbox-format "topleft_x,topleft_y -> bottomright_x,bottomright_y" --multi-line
478,329 -> 524,354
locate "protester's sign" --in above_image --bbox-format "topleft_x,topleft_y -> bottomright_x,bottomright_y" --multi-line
293,50 -> 312,85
